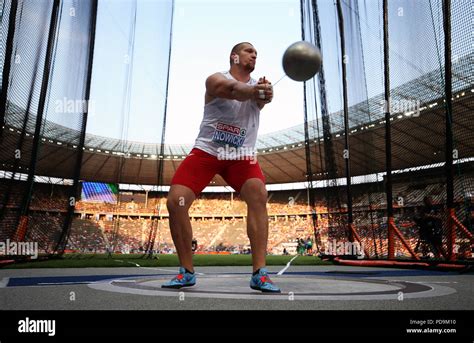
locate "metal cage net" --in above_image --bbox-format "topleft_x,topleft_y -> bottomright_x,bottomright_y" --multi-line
387,0 -> 446,259
388,0 -> 473,260
301,0 -> 388,258
301,0 -> 473,262
340,0 -> 387,259
79,0 -> 174,256
0,0 -> 97,255
301,0 -> 348,255
1,0 -> 57,243
450,0 -> 474,260
0,0 -> 175,258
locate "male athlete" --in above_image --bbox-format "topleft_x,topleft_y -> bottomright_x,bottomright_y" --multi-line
162,42 -> 280,292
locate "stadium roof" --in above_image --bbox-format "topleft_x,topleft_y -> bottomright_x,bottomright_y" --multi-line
1,54 -> 473,186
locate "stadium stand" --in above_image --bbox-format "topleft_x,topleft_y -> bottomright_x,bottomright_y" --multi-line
1,170 -> 472,255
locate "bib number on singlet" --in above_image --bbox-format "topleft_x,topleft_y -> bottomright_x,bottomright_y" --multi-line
212,122 -> 247,147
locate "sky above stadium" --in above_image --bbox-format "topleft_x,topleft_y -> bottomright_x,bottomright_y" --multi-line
87,0 -> 304,144
85,0 -> 454,146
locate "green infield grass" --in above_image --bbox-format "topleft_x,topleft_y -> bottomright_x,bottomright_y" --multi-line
2,253 -> 333,269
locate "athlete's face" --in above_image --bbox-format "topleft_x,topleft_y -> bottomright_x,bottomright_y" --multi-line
235,44 -> 257,72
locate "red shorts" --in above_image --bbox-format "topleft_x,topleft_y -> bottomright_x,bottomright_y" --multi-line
170,148 -> 265,196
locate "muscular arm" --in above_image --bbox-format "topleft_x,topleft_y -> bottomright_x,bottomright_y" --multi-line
206,73 -> 257,102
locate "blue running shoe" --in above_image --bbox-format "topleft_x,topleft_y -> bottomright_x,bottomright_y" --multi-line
161,267 -> 196,289
250,268 -> 281,293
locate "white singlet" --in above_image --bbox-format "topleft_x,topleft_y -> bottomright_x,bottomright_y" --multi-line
193,71 -> 260,157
